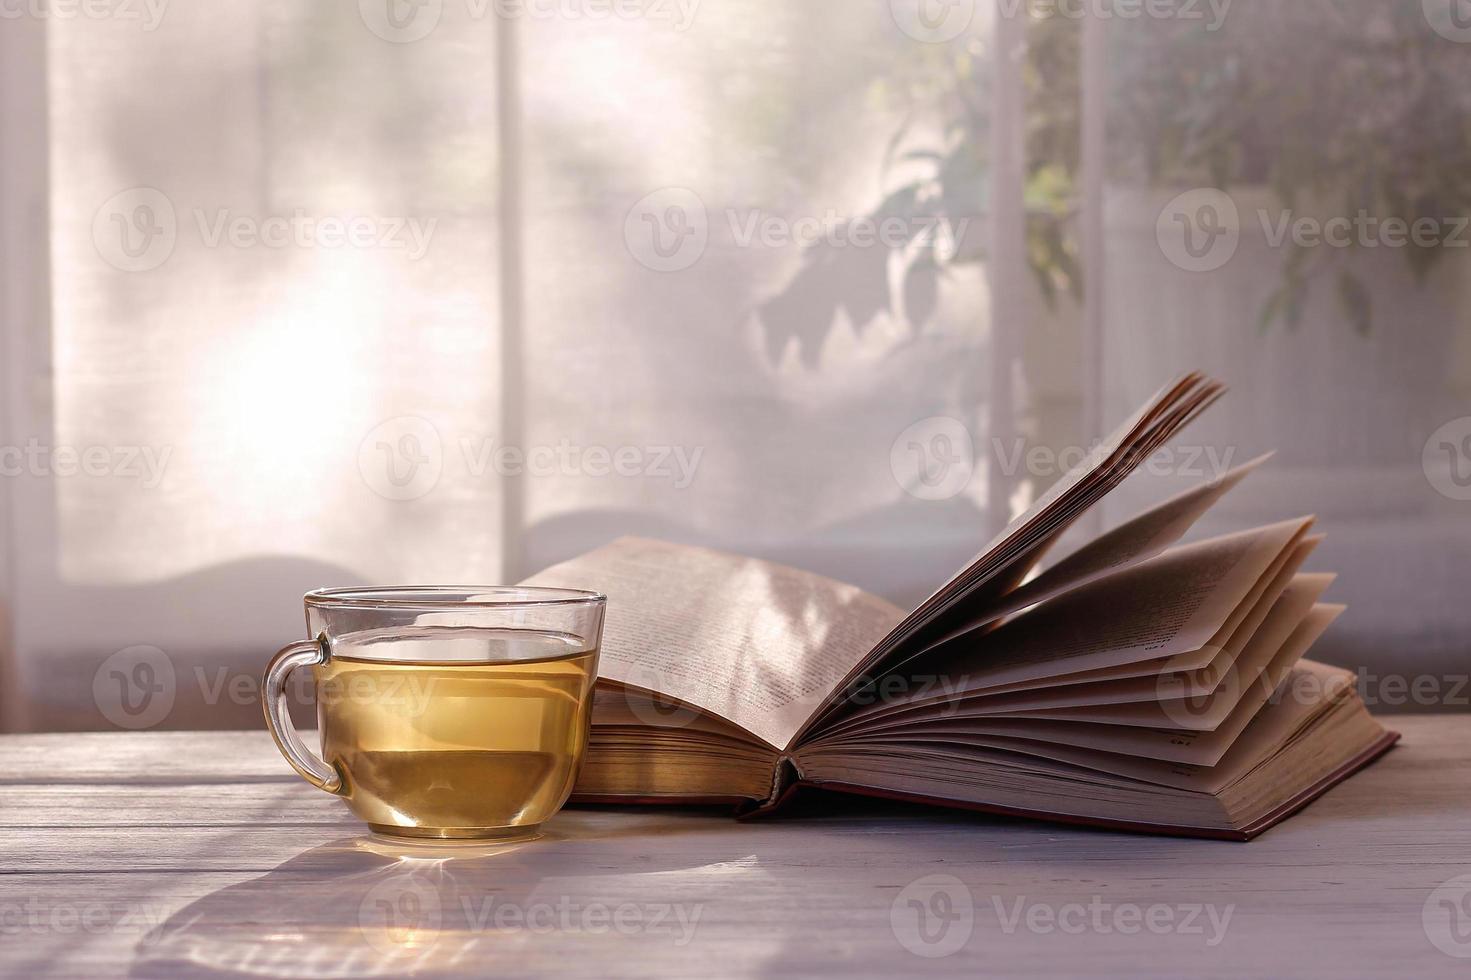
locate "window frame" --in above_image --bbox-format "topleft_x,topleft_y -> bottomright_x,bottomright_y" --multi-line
0,15 -> 53,732
0,7 -> 1082,732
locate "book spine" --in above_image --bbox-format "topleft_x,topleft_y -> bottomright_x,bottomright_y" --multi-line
735,756 -> 802,817
769,755 -> 799,804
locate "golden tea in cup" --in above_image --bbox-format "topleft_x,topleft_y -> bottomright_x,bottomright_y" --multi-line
263,588 -> 604,840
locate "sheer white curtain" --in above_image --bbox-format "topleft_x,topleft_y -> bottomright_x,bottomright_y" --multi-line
1094,3 -> 1471,691
4,1 -> 1469,732
4,1 -> 1010,730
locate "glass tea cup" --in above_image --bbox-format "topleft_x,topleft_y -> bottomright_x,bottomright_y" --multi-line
262,587 -> 605,840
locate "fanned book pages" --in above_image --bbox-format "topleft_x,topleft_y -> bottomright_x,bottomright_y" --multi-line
522,374 -> 1399,840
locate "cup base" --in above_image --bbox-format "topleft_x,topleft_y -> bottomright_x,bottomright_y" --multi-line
368,823 -> 543,842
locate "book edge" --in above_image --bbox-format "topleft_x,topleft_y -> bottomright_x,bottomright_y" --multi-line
737,729 -> 1401,840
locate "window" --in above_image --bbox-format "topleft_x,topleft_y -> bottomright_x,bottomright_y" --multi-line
2,0 -> 1467,730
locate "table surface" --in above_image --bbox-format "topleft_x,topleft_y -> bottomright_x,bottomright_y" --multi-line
2,716 -> 1469,979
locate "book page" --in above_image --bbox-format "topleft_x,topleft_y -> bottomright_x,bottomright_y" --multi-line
793,374 -> 1227,741
590,687 -> 768,742
805,665 -> 1358,797
843,605 -> 1342,767
967,375 -> 1212,564
904,452 -> 1270,660
523,537 -> 905,750
1079,659 -> 1362,794
888,518 -> 1309,692
809,525 -> 1316,745
810,644 -> 1221,745
992,573 -> 1333,729
968,453 -> 1271,624
947,377 -> 1226,616
822,565 -> 1328,743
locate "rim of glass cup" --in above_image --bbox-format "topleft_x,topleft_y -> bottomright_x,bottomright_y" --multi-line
304,586 -> 607,611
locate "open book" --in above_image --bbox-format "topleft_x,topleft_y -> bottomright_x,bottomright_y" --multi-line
523,374 -> 1398,840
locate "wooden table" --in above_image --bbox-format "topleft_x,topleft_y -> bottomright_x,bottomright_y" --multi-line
2,716 -> 1469,978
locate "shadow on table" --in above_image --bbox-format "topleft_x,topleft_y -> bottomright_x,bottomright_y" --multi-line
126,812 -> 749,979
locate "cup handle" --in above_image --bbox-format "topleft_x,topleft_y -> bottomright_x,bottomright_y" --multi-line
262,639 -> 343,795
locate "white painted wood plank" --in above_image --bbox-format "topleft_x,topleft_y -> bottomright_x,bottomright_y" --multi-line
0,782 -> 357,827
0,730 -> 301,783
0,718 -> 1465,979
